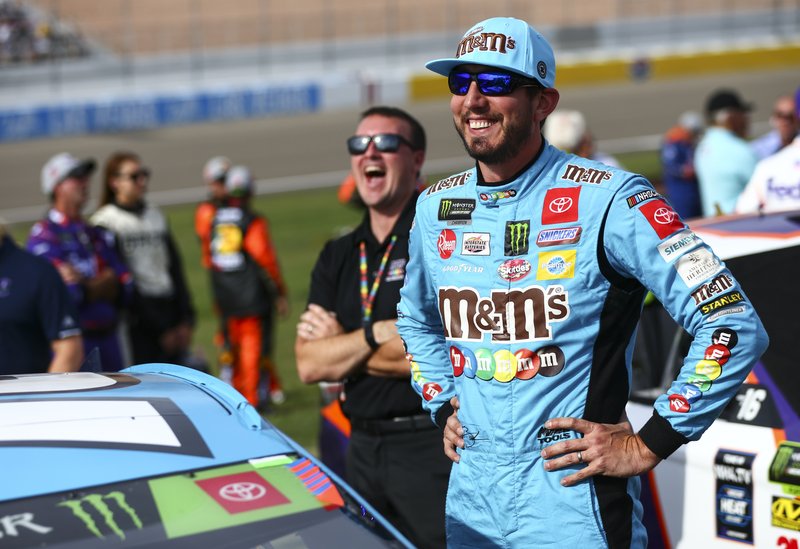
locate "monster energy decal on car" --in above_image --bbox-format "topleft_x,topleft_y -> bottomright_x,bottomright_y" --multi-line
505,220 -> 530,256
0,482 -> 163,548
59,492 -> 143,540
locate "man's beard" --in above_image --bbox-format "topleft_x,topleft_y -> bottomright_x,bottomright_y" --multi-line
454,116 -> 530,166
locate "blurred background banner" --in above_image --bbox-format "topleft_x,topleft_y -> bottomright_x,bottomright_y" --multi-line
1,0 -> 798,142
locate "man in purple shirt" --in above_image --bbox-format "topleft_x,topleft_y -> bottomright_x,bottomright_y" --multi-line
27,153 -> 133,371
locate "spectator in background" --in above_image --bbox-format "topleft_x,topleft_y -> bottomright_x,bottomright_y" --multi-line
660,111 -> 703,219
91,151 -> 196,365
204,166 -> 289,408
543,109 -> 621,167
695,89 -> 758,216
736,86 -> 800,214
750,93 -> 799,160
0,222 -> 83,374
195,156 -> 231,270
27,153 -> 133,372
195,156 -> 234,379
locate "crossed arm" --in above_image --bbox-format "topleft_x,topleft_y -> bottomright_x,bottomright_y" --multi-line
294,303 -> 410,384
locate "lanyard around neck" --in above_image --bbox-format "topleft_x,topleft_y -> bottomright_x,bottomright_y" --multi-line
359,235 -> 397,323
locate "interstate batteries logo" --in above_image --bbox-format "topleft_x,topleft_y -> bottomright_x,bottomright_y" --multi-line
461,233 -> 490,255
438,198 -> 475,224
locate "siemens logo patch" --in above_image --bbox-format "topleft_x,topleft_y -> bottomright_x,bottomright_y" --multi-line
658,230 -> 701,262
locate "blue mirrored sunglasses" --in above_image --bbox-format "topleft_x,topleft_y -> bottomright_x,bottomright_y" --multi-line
448,71 -> 542,96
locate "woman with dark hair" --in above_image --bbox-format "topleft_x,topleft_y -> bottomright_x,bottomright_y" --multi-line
91,151 -> 197,366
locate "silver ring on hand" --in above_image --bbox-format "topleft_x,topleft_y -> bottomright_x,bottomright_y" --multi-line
577,450 -> 583,463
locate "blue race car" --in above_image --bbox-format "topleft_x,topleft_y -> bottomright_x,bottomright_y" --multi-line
0,363 -> 413,548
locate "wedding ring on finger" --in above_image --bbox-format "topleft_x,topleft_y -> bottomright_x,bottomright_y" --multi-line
577,450 -> 583,463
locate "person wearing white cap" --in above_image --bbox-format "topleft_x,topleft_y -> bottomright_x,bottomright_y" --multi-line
195,156 -> 233,381
544,109 -> 621,168
205,165 -> 289,410
27,152 -> 134,372
396,16 -> 768,547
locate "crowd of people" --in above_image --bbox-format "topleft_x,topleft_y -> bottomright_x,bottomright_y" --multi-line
0,150 -> 288,411
0,0 -> 89,65
1,12 -> 796,548
663,86 -> 800,218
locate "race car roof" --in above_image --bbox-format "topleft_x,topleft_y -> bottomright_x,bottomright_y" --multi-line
0,364 -> 297,502
689,209 -> 800,260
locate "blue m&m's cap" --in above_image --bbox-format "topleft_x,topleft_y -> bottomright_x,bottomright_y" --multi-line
426,17 -> 556,89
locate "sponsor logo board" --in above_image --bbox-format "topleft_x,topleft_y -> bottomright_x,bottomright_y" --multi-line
715,449 -> 755,543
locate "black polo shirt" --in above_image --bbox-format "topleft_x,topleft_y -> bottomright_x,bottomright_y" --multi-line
307,193 -> 424,420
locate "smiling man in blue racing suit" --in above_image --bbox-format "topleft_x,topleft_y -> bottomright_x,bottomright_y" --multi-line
396,17 -> 769,548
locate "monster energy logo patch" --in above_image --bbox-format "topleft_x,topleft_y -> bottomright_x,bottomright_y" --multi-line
505,220 -> 530,256
438,198 -> 475,224
59,492 -> 143,540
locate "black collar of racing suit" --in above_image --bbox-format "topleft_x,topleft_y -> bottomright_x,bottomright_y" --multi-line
474,138 -> 546,188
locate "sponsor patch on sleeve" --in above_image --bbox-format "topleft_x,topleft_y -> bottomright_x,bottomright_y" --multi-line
700,290 -> 745,316
674,248 -> 722,287
638,199 -> 685,239
657,229 -> 702,262
626,189 -> 662,208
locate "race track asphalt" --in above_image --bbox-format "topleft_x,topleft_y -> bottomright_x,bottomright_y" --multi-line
1,66 -> 797,223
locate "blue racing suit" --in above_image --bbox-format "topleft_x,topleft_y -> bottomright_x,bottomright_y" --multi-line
396,144 -> 768,548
